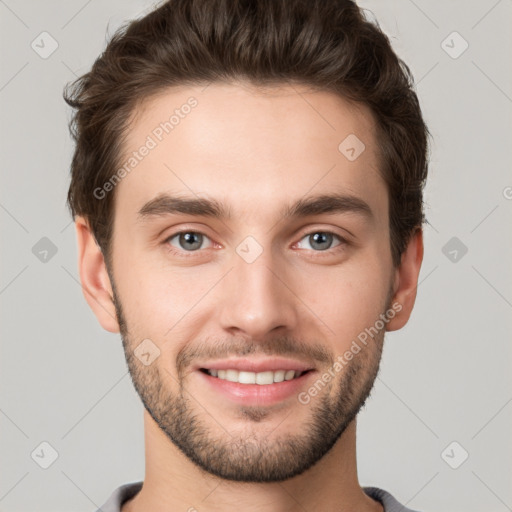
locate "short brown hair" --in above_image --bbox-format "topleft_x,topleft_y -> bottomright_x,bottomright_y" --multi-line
64,0 -> 430,268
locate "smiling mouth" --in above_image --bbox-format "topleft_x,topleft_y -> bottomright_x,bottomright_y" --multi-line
199,368 -> 312,385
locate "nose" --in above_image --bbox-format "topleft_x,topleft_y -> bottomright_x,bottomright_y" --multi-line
218,245 -> 299,340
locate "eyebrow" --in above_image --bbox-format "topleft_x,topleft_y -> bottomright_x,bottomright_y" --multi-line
136,192 -> 373,222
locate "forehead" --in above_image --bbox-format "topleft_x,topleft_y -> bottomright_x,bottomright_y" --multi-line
114,81 -> 387,227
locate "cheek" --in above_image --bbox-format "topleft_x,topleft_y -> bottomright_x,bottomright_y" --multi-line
112,221 -> 393,353
297,255 -> 391,352
110,248 -> 173,337
113,249 -> 218,343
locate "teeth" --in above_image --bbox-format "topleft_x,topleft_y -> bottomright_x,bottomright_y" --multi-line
240,371 -> 256,384
284,370 -> 295,381
226,369 -> 238,382
255,371 -> 272,385
273,370 -> 285,383
206,368 -> 304,384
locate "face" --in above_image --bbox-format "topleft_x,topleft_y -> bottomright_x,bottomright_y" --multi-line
106,82 -> 397,482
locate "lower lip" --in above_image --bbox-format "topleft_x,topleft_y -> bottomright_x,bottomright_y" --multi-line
197,370 -> 315,406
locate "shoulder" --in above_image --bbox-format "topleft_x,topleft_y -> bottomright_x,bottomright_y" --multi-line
95,481 -> 143,512
363,486 -> 423,512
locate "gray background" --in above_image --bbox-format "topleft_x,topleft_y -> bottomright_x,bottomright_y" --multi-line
1,0 -> 511,510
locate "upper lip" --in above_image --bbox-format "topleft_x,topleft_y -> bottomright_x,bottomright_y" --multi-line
195,357 -> 315,373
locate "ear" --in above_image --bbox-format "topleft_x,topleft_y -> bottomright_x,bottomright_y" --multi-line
75,216 -> 120,333
386,227 -> 424,332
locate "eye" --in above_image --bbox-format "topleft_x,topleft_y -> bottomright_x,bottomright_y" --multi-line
295,231 -> 346,252
165,231 -> 213,254
162,229 -> 347,258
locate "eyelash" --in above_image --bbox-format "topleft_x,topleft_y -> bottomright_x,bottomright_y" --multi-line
163,229 -> 349,258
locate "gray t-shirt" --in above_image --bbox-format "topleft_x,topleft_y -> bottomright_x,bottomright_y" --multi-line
95,481 -> 422,511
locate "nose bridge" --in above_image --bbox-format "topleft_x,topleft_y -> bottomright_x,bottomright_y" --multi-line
218,238 -> 297,338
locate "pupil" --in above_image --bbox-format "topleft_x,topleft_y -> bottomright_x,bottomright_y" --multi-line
311,232 -> 331,250
181,232 -> 201,250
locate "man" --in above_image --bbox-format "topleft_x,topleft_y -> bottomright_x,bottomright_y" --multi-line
64,0 -> 429,510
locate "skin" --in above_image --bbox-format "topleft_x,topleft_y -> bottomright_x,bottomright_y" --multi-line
75,81 -> 423,512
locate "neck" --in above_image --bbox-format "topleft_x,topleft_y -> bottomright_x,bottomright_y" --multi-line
122,411 -> 382,512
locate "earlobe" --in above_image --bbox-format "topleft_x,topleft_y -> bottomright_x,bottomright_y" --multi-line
75,216 -> 120,333
386,228 -> 424,332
